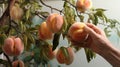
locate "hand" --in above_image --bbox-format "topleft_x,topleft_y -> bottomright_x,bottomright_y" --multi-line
70,23 -> 120,66
72,23 -> 113,54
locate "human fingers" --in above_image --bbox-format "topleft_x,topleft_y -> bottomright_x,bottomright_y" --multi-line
86,23 -> 106,37
84,23 -> 106,37
84,23 -> 99,37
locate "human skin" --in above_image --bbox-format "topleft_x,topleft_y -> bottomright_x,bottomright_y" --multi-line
72,23 -> 120,67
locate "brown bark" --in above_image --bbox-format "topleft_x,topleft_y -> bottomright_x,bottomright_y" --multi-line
0,0 -> 15,25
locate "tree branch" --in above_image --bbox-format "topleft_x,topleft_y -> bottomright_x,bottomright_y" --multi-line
63,0 -> 76,8
39,0 -> 63,13
4,53 -> 12,67
0,0 -> 15,26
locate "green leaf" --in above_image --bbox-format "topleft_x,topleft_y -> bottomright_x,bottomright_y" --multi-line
0,59 -> 9,66
19,21 -> 26,32
33,47 -> 41,64
26,33 -> 35,44
116,28 -> 120,37
88,14 -> 95,23
73,46 -> 81,52
34,54 -> 41,64
84,48 -> 96,62
64,3 -> 76,25
107,19 -> 119,28
101,14 -> 108,22
104,27 -> 111,37
26,9 -> 30,20
23,56 -> 33,62
61,47 -> 69,58
61,17 -> 68,39
93,15 -> 98,25
27,27 -> 38,33
95,10 -> 104,17
0,34 -> 7,45
22,34 -> 28,51
78,15 -> 84,22
52,33 -> 61,51
95,8 -> 106,11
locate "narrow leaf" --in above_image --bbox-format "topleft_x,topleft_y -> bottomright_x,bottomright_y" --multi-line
116,28 -> 120,37
26,9 -> 30,20
52,33 -> 61,51
84,48 -> 96,62
61,47 -> 69,58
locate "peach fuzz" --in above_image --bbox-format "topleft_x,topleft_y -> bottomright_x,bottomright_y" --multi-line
56,47 -> 74,65
76,0 -> 92,12
68,22 -> 88,43
2,37 -> 24,56
12,60 -> 24,67
38,22 -> 53,40
46,13 -> 64,33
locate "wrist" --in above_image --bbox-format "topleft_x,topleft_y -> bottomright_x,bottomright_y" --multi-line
98,44 -> 120,67
96,41 -> 114,55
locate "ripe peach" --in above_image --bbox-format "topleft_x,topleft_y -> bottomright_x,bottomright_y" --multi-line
56,47 -> 74,65
10,4 -> 23,20
12,60 -> 24,67
38,22 -> 53,40
76,0 -> 92,12
68,22 -> 88,43
46,13 -> 64,33
2,37 -> 24,56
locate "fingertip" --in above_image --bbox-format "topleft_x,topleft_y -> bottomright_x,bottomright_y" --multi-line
84,24 -> 91,33
85,23 -> 96,28
84,23 -> 97,36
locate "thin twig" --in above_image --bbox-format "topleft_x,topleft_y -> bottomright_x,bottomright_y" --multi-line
63,0 -> 76,8
4,0 -> 16,35
35,11 -> 46,20
39,0 -> 63,13
4,53 -> 12,67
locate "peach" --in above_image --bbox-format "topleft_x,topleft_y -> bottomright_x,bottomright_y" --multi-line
68,22 -> 88,43
12,60 -> 24,67
10,4 -> 23,20
2,37 -> 24,56
76,0 -> 92,12
46,13 -> 64,33
56,47 -> 74,65
38,22 -> 53,40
